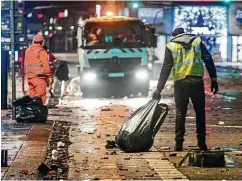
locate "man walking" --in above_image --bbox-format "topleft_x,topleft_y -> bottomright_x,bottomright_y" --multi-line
24,34 -> 53,104
43,45 -> 57,98
153,28 -> 218,151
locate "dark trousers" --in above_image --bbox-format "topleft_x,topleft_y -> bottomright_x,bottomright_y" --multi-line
174,77 -> 206,143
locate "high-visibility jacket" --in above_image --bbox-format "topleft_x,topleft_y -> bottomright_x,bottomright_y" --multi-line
166,37 -> 204,82
24,44 -> 52,79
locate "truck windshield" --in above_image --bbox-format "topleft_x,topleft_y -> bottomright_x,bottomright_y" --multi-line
83,21 -> 143,48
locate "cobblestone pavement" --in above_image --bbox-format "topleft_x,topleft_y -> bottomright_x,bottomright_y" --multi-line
2,66 -> 242,180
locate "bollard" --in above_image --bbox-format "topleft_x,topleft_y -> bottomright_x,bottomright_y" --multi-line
1,51 -> 9,109
1,150 -> 8,167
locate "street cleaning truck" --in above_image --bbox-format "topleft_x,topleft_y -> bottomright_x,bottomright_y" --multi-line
77,15 -> 157,97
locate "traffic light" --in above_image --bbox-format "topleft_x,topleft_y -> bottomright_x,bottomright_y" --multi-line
58,12 -> 65,18
129,1 -> 140,17
37,13 -> 44,19
58,9 -> 68,18
131,2 -> 139,9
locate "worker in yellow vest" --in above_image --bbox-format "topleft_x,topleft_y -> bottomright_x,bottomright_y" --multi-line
153,27 -> 218,151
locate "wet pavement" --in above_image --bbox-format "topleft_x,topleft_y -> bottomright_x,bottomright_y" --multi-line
1,119 -> 33,179
2,65 -> 242,180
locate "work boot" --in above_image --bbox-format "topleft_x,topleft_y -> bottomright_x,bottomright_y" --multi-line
198,140 -> 208,151
174,141 -> 183,151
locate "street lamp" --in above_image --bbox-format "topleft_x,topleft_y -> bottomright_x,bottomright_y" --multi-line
132,3 -> 139,9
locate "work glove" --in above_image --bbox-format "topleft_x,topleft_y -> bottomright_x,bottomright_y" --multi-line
152,89 -> 161,100
48,77 -> 54,85
211,79 -> 218,94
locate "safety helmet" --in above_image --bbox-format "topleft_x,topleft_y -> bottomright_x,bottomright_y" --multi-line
33,34 -> 44,43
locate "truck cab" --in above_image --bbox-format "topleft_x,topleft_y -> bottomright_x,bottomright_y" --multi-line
77,16 -> 157,97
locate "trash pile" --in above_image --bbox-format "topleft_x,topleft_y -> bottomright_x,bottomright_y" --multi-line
13,96 -> 48,123
115,99 -> 169,152
65,76 -> 83,97
38,121 -> 71,180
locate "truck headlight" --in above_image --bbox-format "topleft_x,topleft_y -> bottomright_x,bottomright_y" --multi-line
83,72 -> 97,81
135,69 -> 149,81
148,63 -> 153,69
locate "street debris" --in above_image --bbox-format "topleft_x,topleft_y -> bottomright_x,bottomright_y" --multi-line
158,147 -> 170,151
110,151 -> 117,155
65,76 -> 82,97
119,167 -> 128,171
218,121 -> 225,125
57,142 -> 65,150
235,152 -> 242,156
51,150 -> 59,160
101,108 -> 112,111
186,116 -> 195,119
189,151 -> 225,167
105,140 -> 117,149
97,134 -> 101,138
169,153 -> 177,157
205,106 -> 213,111
42,121 -> 71,180
221,107 -> 232,110
20,169 -> 29,175
177,152 -> 190,167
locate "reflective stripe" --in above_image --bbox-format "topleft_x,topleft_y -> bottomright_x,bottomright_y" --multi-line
167,37 -> 203,82
25,63 -> 42,67
175,59 -> 193,68
26,70 -> 45,74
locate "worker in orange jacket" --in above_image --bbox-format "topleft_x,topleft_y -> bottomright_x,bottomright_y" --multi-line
24,34 -> 53,104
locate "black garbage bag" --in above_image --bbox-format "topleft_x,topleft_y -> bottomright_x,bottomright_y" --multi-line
31,96 -> 43,105
16,96 -> 48,123
115,99 -> 169,152
55,61 -> 69,81
12,95 -> 31,107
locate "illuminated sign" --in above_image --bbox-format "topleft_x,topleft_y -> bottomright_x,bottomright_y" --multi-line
236,9 -> 242,25
1,37 -> 11,43
138,8 -> 163,24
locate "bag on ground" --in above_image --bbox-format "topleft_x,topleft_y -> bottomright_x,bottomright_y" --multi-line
15,96 -> 48,123
115,99 -> 169,152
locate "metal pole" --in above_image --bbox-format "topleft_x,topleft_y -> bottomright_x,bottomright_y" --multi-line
10,1 -> 16,120
1,50 -> 8,109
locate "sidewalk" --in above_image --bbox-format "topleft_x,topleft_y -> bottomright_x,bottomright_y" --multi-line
215,62 -> 242,71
